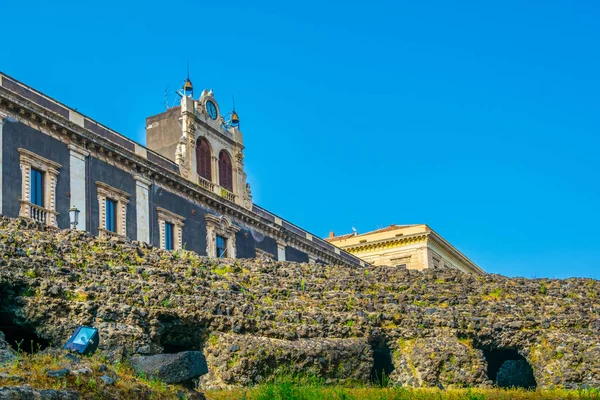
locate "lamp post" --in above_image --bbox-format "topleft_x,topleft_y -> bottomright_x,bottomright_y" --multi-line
69,206 -> 80,230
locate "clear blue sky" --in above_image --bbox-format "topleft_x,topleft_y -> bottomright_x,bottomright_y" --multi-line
2,1 -> 599,278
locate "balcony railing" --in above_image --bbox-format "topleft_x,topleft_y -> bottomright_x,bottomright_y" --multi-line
29,203 -> 48,224
220,188 -> 236,202
19,201 -> 58,226
198,176 -> 214,192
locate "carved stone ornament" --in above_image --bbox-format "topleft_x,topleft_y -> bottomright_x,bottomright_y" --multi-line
235,149 -> 244,164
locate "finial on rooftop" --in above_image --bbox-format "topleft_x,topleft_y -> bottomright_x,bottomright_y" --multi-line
230,95 -> 239,127
183,63 -> 193,97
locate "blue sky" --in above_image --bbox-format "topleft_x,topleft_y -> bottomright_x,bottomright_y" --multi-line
2,1 -> 599,278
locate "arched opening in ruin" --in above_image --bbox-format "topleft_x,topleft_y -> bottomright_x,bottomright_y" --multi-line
481,348 -> 536,389
158,324 -> 204,354
0,312 -> 49,353
370,337 -> 395,385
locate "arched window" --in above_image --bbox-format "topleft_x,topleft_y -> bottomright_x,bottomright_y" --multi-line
196,137 -> 212,181
219,150 -> 233,191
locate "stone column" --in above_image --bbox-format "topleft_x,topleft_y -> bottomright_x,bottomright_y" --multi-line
277,240 -> 286,261
69,145 -> 89,230
134,175 -> 151,244
308,254 -> 317,264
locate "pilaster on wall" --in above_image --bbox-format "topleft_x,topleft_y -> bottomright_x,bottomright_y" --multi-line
277,241 -> 286,261
69,144 -> 89,230
134,175 -> 151,243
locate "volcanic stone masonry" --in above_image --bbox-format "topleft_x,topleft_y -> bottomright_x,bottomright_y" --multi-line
0,217 -> 598,390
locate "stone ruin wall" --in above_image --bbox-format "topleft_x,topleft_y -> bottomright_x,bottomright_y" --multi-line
0,217 -> 598,389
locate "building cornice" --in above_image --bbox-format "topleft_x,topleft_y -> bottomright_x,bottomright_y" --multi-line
342,233 -> 429,254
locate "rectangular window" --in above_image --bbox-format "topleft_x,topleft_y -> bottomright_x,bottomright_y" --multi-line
105,199 -> 117,232
30,169 -> 44,207
216,235 -> 227,258
165,222 -> 174,251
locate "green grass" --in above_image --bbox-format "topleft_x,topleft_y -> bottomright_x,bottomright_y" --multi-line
0,351 -> 185,399
205,383 -> 600,400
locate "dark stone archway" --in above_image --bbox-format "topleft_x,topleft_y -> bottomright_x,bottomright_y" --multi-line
481,347 -> 536,389
370,336 -> 395,385
0,312 -> 49,353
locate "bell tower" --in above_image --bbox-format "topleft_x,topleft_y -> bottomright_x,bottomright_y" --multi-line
146,74 -> 252,210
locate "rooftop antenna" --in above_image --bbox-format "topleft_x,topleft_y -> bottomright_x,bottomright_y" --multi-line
164,86 -> 170,110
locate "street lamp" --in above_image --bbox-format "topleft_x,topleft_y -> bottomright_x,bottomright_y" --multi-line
69,206 -> 80,230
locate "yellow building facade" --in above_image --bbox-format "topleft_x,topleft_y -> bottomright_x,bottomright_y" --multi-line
326,225 -> 484,274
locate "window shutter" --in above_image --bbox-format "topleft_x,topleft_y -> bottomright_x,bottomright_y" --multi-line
219,151 -> 233,191
227,158 -> 233,190
196,138 -> 212,180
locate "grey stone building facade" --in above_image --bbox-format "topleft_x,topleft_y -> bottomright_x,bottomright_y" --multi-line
0,73 -> 364,267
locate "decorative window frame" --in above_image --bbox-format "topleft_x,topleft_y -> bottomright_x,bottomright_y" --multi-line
18,148 -> 61,227
157,207 -> 185,251
205,214 -> 240,258
96,182 -> 130,238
